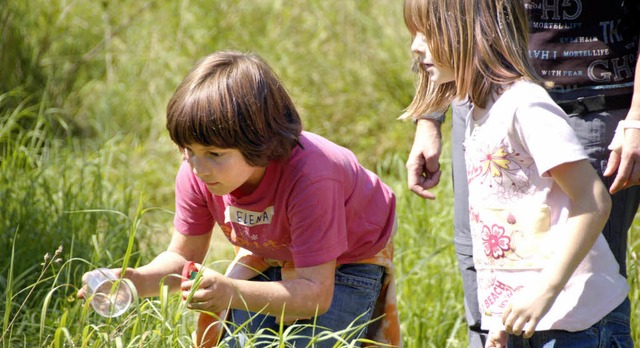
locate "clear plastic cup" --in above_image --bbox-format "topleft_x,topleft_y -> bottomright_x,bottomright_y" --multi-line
84,268 -> 135,318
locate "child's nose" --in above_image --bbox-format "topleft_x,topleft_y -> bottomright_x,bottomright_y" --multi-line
190,156 -> 211,177
411,39 -> 422,54
411,33 -> 427,54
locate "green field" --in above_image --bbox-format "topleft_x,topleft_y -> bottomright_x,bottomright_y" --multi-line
1,1 -> 638,347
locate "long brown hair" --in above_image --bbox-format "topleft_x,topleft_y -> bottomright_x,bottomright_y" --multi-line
401,0 -> 541,119
166,51 -> 302,166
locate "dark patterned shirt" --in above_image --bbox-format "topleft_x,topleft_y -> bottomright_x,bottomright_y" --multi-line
526,0 -> 639,100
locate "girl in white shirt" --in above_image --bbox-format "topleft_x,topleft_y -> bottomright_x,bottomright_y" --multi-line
400,0 -> 631,347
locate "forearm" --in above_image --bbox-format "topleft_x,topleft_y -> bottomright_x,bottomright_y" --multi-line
127,251 -> 187,297
127,229 -> 213,297
626,41 -> 640,121
501,182 -> 611,338
415,118 -> 442,138
603,49 -> 640,188
184,259 -> 337,318
227,276 -> 333,318
540,185 -> 611,294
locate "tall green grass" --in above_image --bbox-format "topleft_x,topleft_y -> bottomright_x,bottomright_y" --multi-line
1,0 -> 639,347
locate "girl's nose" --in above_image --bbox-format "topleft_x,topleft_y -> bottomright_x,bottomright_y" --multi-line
411,32 -> 427,55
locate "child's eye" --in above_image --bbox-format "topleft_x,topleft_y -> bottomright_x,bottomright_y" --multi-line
207,152 -> 221,158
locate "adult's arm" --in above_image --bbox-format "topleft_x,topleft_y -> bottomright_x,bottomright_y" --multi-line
406,118 -> 443,199
604,39 -> 640,193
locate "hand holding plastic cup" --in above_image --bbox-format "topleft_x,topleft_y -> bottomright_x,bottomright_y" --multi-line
84,268 -> 135,318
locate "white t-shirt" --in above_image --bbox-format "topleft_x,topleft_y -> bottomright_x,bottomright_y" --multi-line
464,80 -> 629,332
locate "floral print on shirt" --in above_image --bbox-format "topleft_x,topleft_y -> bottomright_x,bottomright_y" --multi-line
481,223 -> 511,259
466,136 -> 534,203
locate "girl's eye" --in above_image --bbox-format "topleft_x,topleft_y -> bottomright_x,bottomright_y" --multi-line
207,152 -> 221,158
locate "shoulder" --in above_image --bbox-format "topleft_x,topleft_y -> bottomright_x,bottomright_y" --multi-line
290,132 -> 359,172
487,80 -> 557,123
298,131 -> 350,153
281,131 -> 370,194
508,80 -> 551,101
505,80 -> 565,119
491,81 -> 579,145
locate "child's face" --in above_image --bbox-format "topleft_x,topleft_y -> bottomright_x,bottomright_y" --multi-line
411,32 -> 455,85
183,143 -> 266,196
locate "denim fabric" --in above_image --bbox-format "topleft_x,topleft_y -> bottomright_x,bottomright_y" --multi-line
223,263 -> 385,348
450,105 -> 638,348
507,298 -> 632,348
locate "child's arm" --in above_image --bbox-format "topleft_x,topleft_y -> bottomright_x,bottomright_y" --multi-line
501,158 -> 612,338
124,229 -> 213,297
182,259 -> 337,317
77,229 -> 212,299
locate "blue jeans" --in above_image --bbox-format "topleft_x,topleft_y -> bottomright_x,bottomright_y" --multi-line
222,263 -> 385,348
507,298 -> 632,348
451,104 -> 639,347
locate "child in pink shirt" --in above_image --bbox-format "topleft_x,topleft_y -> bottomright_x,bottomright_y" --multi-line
82,50 -> 399,348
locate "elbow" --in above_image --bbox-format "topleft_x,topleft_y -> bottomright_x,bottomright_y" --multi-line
314,287 -> 333,316
601,195 -> 612,220
595,186 -> 612,223
308,283 -> 333,316
317,297 -> 332,316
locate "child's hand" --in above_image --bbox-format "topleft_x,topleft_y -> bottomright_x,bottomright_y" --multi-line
501,282 -> 558,338
181,264 -> 234,313
485,330 -> 507,348
77,268 -> 125,299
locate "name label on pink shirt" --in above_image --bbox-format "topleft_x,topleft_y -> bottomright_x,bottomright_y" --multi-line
224,206 -> 275,227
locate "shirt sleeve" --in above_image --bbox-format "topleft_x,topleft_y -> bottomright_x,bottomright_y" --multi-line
174,161 -> 216,236
513,96 -> 588,176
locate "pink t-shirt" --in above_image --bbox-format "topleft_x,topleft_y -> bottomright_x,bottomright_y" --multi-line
173,131 -> 396,268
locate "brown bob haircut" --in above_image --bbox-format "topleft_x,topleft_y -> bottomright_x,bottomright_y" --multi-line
166,51 -> 302,167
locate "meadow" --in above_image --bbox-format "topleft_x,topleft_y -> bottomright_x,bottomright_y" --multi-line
1,1 -> 638,347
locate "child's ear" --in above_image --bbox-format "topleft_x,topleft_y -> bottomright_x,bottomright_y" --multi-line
179,148 -> 188,161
